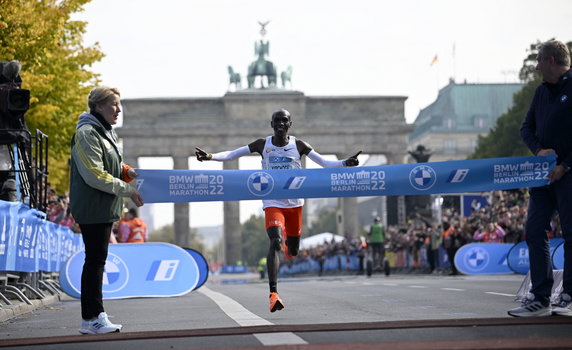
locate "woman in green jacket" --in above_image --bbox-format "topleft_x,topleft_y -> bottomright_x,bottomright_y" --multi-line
69,86 -> 143,334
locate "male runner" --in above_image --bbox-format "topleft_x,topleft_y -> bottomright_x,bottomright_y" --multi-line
195,108 -> 361,312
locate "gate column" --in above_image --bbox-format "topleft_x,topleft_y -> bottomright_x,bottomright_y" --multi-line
173,155 -> 190,247
223,159 -> 242,265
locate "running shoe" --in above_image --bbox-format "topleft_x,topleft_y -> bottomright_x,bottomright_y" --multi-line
507,298 -> 551,317
552,292 -> 572,316
269,292 -> 284,312
79,312 -> 122,334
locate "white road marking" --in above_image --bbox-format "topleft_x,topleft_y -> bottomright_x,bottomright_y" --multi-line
199,287 -> 308,346
441,288 -> 465,291
254,332 -> 308,346
485,292 -> 516,297
408,285 -> 427,289
382,283 -> 398,286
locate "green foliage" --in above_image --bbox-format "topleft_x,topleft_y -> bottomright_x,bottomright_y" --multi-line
240,214 -> 267,266
0,0 -> 103,192
470,40 -> 572,159
148,224 -> 205,254
308,207 -> 337,236
470,80 -> 539,158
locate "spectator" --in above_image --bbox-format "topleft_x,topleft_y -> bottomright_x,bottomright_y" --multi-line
117,208 -> 148,243
473,222 -> 506,243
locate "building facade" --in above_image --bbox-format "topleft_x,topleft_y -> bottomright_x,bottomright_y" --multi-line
408,80 -> 524,162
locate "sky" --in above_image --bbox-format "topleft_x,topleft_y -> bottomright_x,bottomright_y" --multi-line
74,0 -> 572,229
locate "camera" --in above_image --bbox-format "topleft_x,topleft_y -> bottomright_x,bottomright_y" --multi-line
0,60 -> 30,130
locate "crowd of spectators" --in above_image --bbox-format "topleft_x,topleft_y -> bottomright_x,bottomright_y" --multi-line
46,184 -> 80,233
45,185 -> 148,244
281,189 -> 563,274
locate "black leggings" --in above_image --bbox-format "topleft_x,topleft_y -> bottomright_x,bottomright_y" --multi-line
79,223 -> 112,320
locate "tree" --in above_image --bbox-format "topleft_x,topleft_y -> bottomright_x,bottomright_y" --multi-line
240,214 -> 267,266
0,0 -> 103,192
470,40 -> 572,159
308,207 -> 337,236
148,223 -> 205,253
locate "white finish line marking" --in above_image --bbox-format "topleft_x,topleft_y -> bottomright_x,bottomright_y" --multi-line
199,287 -> 308,346
485,292 -> 516,297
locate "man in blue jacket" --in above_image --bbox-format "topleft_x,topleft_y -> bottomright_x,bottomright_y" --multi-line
509,40 -> 572,317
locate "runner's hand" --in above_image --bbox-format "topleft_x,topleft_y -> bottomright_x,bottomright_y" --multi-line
195,147 -> 212,162
344,150 -> 362,167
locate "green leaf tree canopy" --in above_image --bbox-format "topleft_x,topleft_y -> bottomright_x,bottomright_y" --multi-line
0,0 -> 103,192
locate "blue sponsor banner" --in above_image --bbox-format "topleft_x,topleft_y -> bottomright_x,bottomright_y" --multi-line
553,242 -> 564,270
0,200 -> 81,273
183,247 -> 209,289
221,265 -> 248,273
454,243 -> 513,275
136,155 -> 555,203
462,195 -> 489,217
60,243 -> 200,299
507,238 -> 564,274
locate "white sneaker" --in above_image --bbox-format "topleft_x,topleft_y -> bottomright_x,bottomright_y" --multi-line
508,298 -> 552,317
552,292 -> 572,316
79,312 -> 122,334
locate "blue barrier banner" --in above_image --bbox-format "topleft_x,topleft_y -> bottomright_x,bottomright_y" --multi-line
136,155 -> 555,203
507,238 -> 564,274
14,207 -> 42,272
60,243 -> 200,299
0,200 -> 21,271
454,243 -> 513,275
0,200 -> 83,273
221,265 -> 248,273
183,247 -> 209,289
553,242 -> 564,270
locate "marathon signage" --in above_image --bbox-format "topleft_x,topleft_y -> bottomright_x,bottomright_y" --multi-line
60,243 -> 201,299
454,243 -> 513,275
455,239 -> 566,275
0,200 -> 83,273
507,238 -> 564,274
137,155 -> 555,203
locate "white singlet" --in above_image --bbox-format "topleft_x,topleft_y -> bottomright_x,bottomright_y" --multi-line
261,136 -> 303,209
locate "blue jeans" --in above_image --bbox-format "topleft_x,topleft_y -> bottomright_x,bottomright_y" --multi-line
526,173 -> 572,304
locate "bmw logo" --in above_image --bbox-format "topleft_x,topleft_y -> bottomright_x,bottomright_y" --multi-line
247,171 -> 275,196
409,165 -> 437,191
102,252 -> 129,293
463,247 -> 489,272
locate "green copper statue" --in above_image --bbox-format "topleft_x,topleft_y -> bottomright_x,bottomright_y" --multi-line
247,21 -> 277,88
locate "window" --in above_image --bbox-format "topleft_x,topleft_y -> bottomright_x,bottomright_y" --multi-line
443,118 -> 456,129
473,116 -> 487,128
470,138 -> 478,152
443,139 -> 457,154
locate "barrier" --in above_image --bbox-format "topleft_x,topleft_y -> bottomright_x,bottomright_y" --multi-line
183,247 -> 209,289
0,200 -> 83,273
507,238 -> 564,274
59,243 -> 200,299
454,243 -> 513,275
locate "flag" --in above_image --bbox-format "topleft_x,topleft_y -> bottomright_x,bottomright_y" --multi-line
430,54 -> 438,66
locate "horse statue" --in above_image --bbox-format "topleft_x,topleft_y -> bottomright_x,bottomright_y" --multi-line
280,66 -> 293,89
227,65 -> 241,90
247,39 -> 277,88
